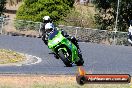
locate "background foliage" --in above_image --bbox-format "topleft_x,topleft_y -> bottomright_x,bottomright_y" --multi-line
0,0 -> 6,16
94,0 -> 132,31
59,4 -> 96,28
16,0 -> 74,24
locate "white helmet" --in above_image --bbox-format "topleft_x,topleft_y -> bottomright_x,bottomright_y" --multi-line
43,16 -> 51,23
43,16 -> 50,20
45,23 -> 54,34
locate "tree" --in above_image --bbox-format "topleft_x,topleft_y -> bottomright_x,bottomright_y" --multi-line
16,0 -> 74,23
0,0 -> 6,16
0,0 -> 22,16
94,0 -> 132,31
7,0 -> 22,6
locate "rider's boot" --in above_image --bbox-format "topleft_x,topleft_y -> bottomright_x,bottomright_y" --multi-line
78,48 -> 82,58
53,53 -> 59,59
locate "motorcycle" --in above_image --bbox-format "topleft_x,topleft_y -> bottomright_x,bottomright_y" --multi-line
47,29 -> 84,67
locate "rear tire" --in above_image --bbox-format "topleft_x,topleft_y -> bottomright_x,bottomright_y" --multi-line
58,49 -> 72,67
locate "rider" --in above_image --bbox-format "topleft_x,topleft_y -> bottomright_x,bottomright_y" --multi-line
41,16 -> 54,45
41,15 -> 82,55
43,22 -> 82,57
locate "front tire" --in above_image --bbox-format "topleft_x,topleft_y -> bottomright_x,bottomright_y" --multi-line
58,49 -> 72,67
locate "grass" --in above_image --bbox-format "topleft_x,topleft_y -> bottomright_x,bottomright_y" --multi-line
0,75 -> 130,88
0,49 -> 26,64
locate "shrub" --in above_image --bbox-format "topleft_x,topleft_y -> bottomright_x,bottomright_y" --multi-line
16,0 -> 74,24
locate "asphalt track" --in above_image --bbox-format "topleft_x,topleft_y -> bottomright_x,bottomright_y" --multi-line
0,35 -> 132,75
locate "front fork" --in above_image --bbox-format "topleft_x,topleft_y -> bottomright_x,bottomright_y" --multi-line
58,48 -> 69,57
69,44 -> 80,63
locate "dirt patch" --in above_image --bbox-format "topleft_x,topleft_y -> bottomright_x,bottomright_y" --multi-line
4,29 -> 41,38
0,75 -> 75,88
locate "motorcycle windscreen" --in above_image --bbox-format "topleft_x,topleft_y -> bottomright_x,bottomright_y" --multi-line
48,30 -> 65,48
48,30 -> 59,40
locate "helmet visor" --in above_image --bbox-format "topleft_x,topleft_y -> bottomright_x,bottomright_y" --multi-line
44,20 -> 50,23
45,28 -> 53,33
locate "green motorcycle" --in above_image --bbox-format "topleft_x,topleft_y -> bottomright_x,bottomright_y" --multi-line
48,29 -> 84,67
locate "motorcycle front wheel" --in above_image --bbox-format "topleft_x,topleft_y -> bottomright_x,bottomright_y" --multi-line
58,49 -> 72,67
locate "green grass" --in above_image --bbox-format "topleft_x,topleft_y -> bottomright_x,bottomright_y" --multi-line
0,85 -> 11,88
31,83 -> 130,88
0,49 -> 26,64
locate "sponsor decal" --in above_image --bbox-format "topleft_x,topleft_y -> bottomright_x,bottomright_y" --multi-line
76,66 -> 131,85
